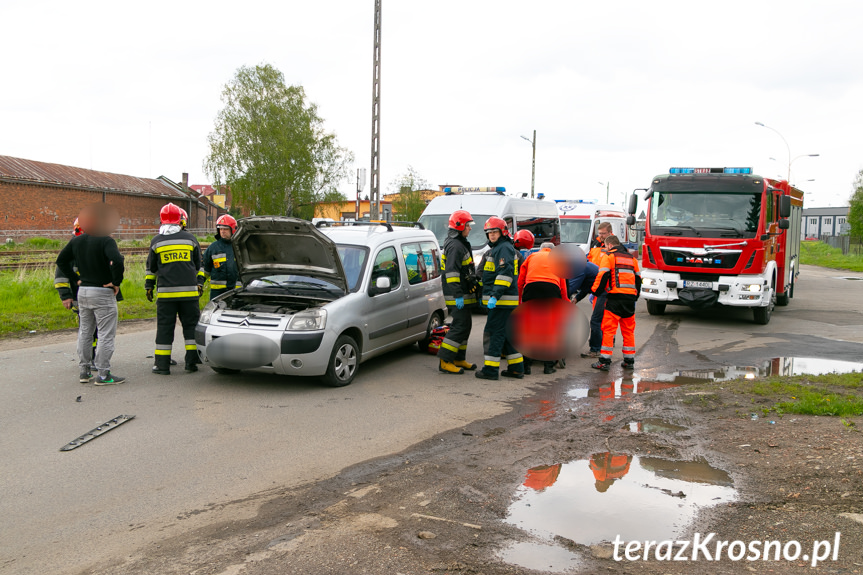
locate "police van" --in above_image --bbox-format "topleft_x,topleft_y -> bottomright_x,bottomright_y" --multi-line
418,187 -> 560,261
555,200 -> 635,255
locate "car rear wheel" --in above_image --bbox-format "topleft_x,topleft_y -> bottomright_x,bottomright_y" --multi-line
322,334 -> 359,387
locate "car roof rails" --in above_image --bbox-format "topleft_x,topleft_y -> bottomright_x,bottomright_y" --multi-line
315,220 -> 426,231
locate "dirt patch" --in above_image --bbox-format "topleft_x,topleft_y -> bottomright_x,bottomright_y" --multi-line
80,372 -> 863,575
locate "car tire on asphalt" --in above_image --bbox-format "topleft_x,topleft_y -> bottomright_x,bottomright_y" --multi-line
322,334 -> 359,387
417,312 -> 444,353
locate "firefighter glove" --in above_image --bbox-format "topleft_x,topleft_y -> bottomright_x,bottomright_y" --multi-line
455,297 -> 464,310
487,296 -> 497,309
146,288 -> 154,302
197,285 -> 204,297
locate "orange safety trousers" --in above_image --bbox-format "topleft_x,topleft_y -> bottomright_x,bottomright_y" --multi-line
600,309 -> 636,360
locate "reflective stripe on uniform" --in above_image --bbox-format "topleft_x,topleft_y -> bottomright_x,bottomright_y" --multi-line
484,356 -> 501,367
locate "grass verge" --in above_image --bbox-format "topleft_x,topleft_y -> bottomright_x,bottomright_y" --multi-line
800,240 -> 863,272
729,372 -> 863,417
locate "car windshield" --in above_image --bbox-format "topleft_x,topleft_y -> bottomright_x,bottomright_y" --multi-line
419,214 -> 493,248
247,274 -> 344,296
650,191 -> 761,238
560,219 -> 592,244
336,245 -> 369,292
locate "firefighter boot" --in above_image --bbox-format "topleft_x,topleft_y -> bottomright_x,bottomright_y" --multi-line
152,355 -> 171,375
622,358 -> 635,370
185,349 -> 200,372
439,360 -> 464,375
591,358 -> 611,371
474,369 -> 499,381
454,360 -> 477,371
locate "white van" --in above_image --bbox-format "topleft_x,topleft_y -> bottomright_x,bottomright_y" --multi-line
555,200 -> 634,254
418,188 -> 560,260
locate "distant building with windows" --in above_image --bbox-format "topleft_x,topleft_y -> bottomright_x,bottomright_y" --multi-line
802,206 -> 849,238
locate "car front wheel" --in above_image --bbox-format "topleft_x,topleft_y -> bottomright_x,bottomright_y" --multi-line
322,335 -> 359,387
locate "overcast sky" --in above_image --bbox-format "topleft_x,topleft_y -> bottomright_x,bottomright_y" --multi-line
2,1 -> 861,214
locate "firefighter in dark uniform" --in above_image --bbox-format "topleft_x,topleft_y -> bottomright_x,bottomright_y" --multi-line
145,202 -> 206,374
590,234 -> 641,371
438,209 -> 479,375
476,217 -> 524,380
203,214 -> 240,301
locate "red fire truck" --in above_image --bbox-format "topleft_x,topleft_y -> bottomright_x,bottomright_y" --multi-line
625,167 -> 803,325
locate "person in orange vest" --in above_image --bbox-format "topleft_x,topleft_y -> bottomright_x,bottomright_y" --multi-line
517,242 -> 569,374
582,222 -> 613,358
590,235 -> 641,371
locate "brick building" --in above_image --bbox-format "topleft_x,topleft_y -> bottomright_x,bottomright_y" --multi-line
0,155 -> 223,240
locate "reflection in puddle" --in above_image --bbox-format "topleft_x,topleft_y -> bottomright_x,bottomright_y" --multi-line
656,357 -> 863,383
625,418 -> 687,434
497,541 -> 583,573
506,455 -> 735,548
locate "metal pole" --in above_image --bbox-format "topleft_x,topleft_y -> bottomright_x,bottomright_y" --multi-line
530,129 -> 536,199
370,0 -> 382,220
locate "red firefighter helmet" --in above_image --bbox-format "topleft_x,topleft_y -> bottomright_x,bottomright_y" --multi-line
514,229 -> 535,250
448,209 -> 474,232
160,202 -> 183,225
483,216 -> 509,237
216,214 -> 238,235
73,217 -> 82,236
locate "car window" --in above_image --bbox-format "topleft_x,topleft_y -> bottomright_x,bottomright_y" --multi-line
337,245 -> 369,292
420,241 -> 441,280
371,246 -> 401,289
401,243 -> 426,285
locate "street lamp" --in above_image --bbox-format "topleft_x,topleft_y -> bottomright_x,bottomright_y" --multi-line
755,122 -> 819,182
520,130 -> 536,198
598,181 -> 609,204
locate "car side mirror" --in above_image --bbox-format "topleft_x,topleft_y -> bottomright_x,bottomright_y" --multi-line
626,215 -> 635,226
369,275 -> 392,296
778,219 -> 790,230
627,193 -> 638,215
779,195 -> 791,219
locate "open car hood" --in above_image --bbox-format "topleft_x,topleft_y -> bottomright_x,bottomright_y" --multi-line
232,216 -> 348,292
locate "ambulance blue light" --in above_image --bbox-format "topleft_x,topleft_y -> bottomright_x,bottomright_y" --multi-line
669,167 -> 753,175
723,167 -> 752,174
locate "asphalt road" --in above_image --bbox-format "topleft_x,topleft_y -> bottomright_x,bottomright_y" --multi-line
1,264 -> 862,575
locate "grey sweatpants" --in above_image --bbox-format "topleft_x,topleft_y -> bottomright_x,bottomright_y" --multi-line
77,287 -> 118,378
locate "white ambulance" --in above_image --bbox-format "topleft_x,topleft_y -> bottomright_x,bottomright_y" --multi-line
555,200 -> 634,254
418,187 -> 560,261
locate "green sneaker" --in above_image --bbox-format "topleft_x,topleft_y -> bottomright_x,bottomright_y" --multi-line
95,373 -> 126,386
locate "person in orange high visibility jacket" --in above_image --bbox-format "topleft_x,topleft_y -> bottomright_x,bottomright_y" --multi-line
590,235 -> 641,371
590,451 -> 633,492
517,242 -> 569,374
582,222 -> 613,358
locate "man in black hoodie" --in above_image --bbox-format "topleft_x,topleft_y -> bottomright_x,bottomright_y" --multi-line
56,205 -> 125,385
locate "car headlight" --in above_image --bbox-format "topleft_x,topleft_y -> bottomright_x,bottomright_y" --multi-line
642,277 -> 657,286
200,301 -> 217,324
287,309 -> 327,331
742,284 -> 762,292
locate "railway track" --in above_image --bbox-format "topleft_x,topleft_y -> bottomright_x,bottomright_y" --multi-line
0,246 -> 209,272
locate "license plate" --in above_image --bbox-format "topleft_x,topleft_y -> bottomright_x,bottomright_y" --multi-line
683,280 -> 713,289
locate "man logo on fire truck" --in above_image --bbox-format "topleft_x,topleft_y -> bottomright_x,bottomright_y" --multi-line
626,167 -> 803,325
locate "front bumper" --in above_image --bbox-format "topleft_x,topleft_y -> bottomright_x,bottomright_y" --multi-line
639,271 -> 771,308
195,323 -> 329,375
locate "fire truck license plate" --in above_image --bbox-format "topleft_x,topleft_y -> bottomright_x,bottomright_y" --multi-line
683,280 -> 713,289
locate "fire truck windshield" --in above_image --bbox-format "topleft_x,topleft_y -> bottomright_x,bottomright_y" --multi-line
650,191 -> 762,238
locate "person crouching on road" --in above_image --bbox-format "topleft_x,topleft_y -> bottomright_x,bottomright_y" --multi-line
590,235 -> 641,371
517,242 -> 569,375
204,214 -> 240,301
438,210 -> 479,375
477,217 -> 523,380
145,202 -> 206,375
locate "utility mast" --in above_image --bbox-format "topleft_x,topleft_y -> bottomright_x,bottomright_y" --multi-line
369,0 -> 382,220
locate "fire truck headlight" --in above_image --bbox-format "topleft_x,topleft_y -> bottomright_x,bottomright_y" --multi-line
742,283 -> 762,292
642,277 -> 658,287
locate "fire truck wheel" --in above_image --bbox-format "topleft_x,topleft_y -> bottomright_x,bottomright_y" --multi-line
646,300 -> 666,316
753,299 -> 773,325
776,288 -> 790,307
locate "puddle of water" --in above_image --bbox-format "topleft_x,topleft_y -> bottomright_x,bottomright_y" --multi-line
497,541 -> 583,573
505,455 -> 736,547
656,357 -> 863,383
625,418 -> 687,434
836,276 -> 863,281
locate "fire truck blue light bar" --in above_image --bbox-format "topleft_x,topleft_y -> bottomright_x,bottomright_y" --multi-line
669,167 -> 753,175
